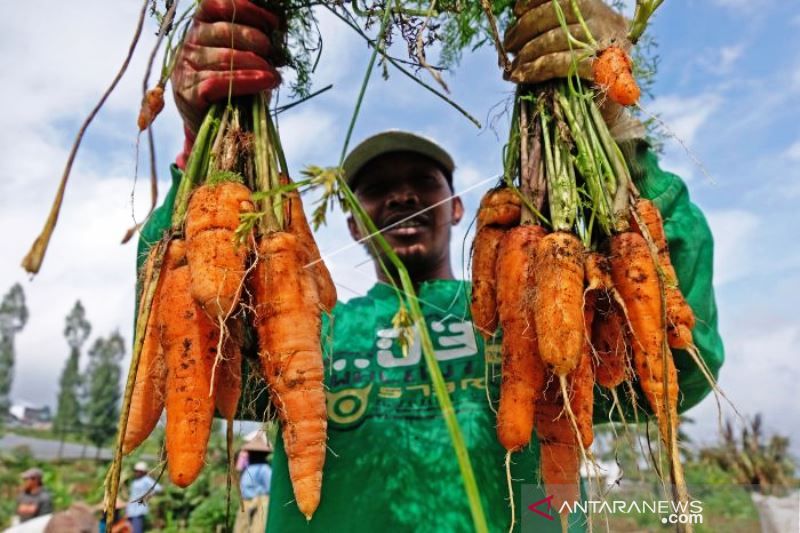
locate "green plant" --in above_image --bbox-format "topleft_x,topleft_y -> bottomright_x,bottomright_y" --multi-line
699,415 -> 797,496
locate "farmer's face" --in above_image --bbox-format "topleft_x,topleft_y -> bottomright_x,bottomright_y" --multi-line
22,477 -> 40,492
348,152 -> 463,275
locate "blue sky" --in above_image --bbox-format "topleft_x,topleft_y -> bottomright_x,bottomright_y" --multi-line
1,1 -> 798,455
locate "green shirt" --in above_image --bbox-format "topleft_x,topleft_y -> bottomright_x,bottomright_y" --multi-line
137,146 -> 725,533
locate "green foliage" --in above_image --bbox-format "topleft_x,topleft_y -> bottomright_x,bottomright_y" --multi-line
53,351 -> 83,437
299,165 -> 347,230
54,301 -> 92,438
699,415 -> 797,496
64,301 -> 91,351
0,283 -> 28,422
439,0 -> 516,69
206,170 -> 244,186
84,332 -> 125,452
188,490 -> 238,531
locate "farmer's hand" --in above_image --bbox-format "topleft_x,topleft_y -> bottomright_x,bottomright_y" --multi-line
172,0 -> 285,162
504,0 -> 644,140
503,0 -> 627,84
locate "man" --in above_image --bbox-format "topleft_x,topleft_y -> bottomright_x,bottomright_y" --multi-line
126,462 -> 162,533
235,432 -> 274,533
15,467 -> 53,523
139,0 -> 724,531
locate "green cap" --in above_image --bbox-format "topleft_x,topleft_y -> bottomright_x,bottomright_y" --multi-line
342,130 -> 455,188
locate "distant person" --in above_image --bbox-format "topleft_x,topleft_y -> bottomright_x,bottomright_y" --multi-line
234,435 -> 272,533
15,467 -> 53,523
126,462 -> 162,533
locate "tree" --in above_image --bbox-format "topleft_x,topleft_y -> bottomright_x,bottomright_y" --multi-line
0,284 -> 28,424
53,301 -> 91,439
84,332 -> 125,455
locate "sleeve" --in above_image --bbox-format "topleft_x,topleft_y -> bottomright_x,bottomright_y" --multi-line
594,140 -> 725,422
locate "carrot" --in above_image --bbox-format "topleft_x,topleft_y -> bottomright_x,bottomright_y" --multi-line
592,46 -> 640,107
572,292 -> 596,449
584,251 -> 612,293
610,230 -> 693,519
532,231 -> 585,376
540,441 -> 579,527
592,292 -> 629,390
496,225 -> 547,451
159,242 -> 219,488
137,85 -> 165,131
185,181 -> 254,320
609,232 -> 678,446
470,226 -> 505,338
631,198 -> 696,349
123,240 -> 185,454
282,176 -> 337,313
214,318 -> 243,422
477,187 -> 522,229
536,386 -> 579,528
251,231 -> 326,520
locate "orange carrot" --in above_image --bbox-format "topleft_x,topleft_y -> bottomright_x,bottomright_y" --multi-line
470,226 -> 505,338
592,293 -> 629,390
477,187 -> 522,229
496,225 -> 548,451
532,231 -> 585,376
631,198 -> 696,349
571,292 -> 596,448
159,241 -> 219,488
251,232 -> 326,520
282,176 -> 337,313
185,181 -> 254,320
123,240 -> 185,454
536,383 -> 580,525
593,46 -> 640,107
609,232 -> 678,446
584,251 -> 612,293
137,85 -> 165,131
214,318 -> 243,422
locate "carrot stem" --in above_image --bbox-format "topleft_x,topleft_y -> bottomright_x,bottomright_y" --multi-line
338,6 -> 391,166
21,0 -> 151,275
105,237 -> 168,524
629,0 -> 664,44
173,104 -> 221,228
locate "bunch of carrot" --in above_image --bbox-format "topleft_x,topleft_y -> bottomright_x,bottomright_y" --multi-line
471,74 -> 701,533
116,94 -> 334,521
468,1 -> 711,530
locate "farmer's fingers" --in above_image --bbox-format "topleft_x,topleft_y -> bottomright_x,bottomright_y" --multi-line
180,43 -> 274,74
511,22 -> 602,68
513,0 -> 552,18
187,20 -> 273,58
195,69 -> 281,104
504,0 -> 602,53
174,68 -> 280,131
172,44 -> 280,133
195,0 -> 282,34
507,51 -> 592,84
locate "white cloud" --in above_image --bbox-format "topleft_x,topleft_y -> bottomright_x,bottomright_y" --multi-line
686,322 -> 800,455
700,44 -> 745,76
785,140 -> 800,161
649,94 -> 721,147
705,209 -> 760,286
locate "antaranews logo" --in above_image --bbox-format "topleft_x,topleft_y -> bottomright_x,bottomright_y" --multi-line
521,485 -> 704,531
